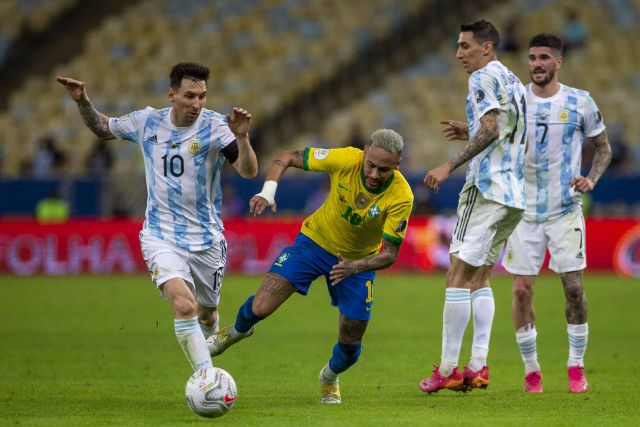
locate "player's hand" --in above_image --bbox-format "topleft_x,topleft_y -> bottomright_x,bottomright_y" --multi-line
423,163 -> 452,193
440,120 -> 469,141
56,76 -> 88,103
249,195 -> 276,216
570,176 -> 595,193
226,107 -> 251,137
330,253 -> 357,286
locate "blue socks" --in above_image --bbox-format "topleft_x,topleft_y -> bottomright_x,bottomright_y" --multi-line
328,341 -> 362,374
234,295 -> 263,333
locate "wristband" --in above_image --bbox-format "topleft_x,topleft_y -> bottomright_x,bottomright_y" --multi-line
255,180 -> 278,206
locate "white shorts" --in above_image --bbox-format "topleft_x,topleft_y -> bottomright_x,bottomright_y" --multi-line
450,185 -> 524,267
503,207 -> 586,275
139,231 -> 227,307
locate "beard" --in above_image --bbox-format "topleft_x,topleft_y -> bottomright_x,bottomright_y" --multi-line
530,67 -> 556,87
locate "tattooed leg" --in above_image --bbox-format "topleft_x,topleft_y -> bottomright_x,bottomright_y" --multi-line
251,273 -> 296,318
338,314 -> 368,345
560,270 -> 588,324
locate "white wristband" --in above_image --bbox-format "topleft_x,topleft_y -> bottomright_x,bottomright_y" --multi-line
255,180 -> 278,206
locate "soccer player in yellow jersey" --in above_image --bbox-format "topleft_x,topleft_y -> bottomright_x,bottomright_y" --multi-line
208,129 -> 413,404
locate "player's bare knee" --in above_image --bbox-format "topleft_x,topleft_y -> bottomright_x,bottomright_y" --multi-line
513,276 -> 534,304
560,271 -> 584,301
172,294 -> 198,319
198,309 -> 216,327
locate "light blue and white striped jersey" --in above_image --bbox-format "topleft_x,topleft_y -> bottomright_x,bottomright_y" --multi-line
523,83 -> 605,222
464,60 -> 527,209
109,107 -> 236,251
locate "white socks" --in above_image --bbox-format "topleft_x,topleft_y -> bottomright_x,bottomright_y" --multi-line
567,323 -> 588,367
440,288 -> 471,376
321,364 -> 339,383
469,288 -> 495,371
175,317 -> 213,371
199,314 -> 219,339
516,324 -> 541,374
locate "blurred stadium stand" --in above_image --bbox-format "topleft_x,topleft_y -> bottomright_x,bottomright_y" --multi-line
0,0 -> 638,218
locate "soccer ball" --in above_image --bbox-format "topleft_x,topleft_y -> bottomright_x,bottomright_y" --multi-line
185,367 -> 237,418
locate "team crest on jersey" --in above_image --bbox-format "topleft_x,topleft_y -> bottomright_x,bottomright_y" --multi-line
558,109 -> 570,122
368,204 -> 381,218
395,220 -> 407,233
355,192 -> 371,209
475,90 -> 485,103
188,138 -> 201,154
314,149 -> 330,160
274,253 -> 290,267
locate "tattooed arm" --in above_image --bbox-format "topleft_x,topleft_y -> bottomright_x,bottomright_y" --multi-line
447,110 -> 499,171
249,150 -> 304,216
56,76 -> 115,140
571,130 -> 612,193
424,110 -> 498,192
329,238 -> 401,285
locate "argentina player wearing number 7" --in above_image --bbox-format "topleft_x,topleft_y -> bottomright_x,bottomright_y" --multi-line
207,129 -> 413,404
56,63 -> 258,375
502,34 -> 611,394
419,20 -> 527,394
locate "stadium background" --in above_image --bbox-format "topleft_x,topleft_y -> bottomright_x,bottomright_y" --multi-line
0,0 -> 638,276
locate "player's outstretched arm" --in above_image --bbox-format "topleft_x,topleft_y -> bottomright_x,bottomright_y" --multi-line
424,110 -> 498,192
440,120 -> 469,141
56,76 -> 115,140
329,238 -> 401,285
226,107 -> 258,179
249,150 -> 304,216
571,130 -> 612,193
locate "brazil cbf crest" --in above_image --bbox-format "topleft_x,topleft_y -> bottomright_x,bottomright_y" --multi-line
367,204 -> 381,218
274,252 -> 290,267
188,137 -> 201,154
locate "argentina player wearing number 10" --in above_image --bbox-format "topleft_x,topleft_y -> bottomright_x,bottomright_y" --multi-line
502,33 -> 611,394
207,129 -> 414,404
56,63 -> 258,375
420,20 -> 527,394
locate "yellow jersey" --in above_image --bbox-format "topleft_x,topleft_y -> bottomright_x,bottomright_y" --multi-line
300,147 -> 414,260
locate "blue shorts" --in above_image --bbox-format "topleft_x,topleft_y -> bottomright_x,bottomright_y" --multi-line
268,233 -> 376,321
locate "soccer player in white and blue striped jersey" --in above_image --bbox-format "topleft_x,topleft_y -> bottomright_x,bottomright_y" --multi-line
420,20 -> 527,394
56,63 -> 258,374
502,34 -> 611,394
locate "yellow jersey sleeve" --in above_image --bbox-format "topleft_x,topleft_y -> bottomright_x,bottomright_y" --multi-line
381,198 -> 413,244
303,146 -> 360,172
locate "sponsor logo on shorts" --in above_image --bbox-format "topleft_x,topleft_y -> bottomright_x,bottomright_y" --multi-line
274,252 -> 290,267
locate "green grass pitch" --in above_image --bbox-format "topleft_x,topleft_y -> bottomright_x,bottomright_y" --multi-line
1,273 -> 639,426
